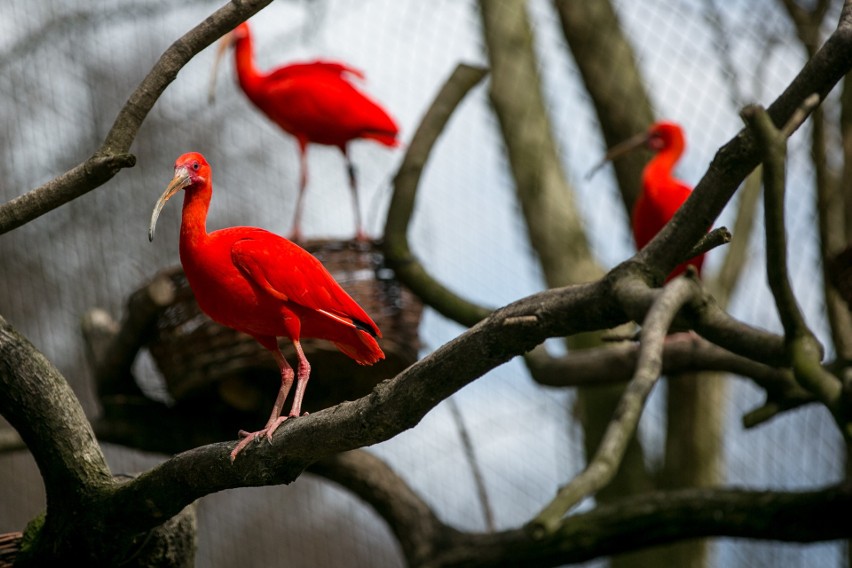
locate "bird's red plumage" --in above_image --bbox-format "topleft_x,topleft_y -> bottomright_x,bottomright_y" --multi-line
630,121 -> 704,281
172,155 -> 383,364
150,153 -> 384,458
224,22 -> 399,241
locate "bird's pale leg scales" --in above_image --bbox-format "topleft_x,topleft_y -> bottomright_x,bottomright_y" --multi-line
229,349 -> 295,461
230,432 -> 261,461
289,140 -> 309,243
288,339 -> 312,417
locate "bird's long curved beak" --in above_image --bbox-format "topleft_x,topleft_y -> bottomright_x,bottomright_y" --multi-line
585,131 -> 650,180
149,168 -> 191,242
208,30 -> 236,105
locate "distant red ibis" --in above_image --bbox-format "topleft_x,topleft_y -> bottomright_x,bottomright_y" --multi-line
149,152 -> 384,460
210,22 -> 400,242
592,120 -> 704,280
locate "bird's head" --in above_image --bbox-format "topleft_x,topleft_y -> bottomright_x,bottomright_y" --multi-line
208,22 -> 251,104
645,121 -> 685,153
149,152 -> 210,242
232,22 -> 250,41
585,120 -> 686,179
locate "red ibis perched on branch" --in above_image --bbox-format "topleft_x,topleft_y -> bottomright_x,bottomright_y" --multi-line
149,152 -> 385,460
592,120 -> 704,280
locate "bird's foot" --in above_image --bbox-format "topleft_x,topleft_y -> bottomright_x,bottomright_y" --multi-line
230,431 -> 263,461
230,417 -> 290,461
353,229 -> 370,244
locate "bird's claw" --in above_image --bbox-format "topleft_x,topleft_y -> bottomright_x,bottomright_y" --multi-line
230,412 -> 306,461
230,431 -> 263,461
230,418 -> 287,460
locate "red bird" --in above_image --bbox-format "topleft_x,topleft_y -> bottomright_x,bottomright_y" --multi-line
210,22 -> 401,242
594,120 -> 704,280
149,152 -> 385,460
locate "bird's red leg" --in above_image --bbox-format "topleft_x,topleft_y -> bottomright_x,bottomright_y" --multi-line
287,339 -> 312,417
289,139 -> 309,243
230,348 -> 295,461
343,148 -> 367,242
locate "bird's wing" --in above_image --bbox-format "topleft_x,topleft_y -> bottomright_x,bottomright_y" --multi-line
265,60 -> 365,84
262,75 -> 398,146
230,230 -> 381,336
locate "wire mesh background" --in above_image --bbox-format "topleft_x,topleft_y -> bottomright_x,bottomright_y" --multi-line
0,0 -> 846,566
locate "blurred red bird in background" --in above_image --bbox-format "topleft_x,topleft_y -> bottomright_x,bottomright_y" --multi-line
592,120 -> 704,281
210,22 -> 401,242
149,152 -> 385,460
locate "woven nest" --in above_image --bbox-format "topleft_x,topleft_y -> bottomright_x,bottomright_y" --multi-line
145,239 -> 422,415
0,532 -> 21,568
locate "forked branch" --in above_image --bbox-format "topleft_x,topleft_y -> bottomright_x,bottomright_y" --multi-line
529,273 -> 701,536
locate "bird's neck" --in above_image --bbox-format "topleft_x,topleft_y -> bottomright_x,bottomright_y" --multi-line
642,141 -> 684,197
233,35 -> 264,98
179,185 -> 211,255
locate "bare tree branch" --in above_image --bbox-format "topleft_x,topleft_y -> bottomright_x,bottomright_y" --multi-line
530,274 -> 700,536
525,332 -> 808,399
686,227 -> 732,261
384,63 -> 491,327
447,398 -> 496,532
742,100 -> 849,440
427,484 -> 852,567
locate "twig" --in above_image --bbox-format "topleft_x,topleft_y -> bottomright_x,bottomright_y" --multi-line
741,100 -> 848,439
529,274 -> 700,537
0,0 -> 276,235
384,63 -> 491,327
447,398 -> 496,532
685,226 -> 732,261
525,332 -> 806,396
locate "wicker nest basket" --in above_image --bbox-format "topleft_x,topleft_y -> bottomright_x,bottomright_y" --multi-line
144,239 -> 422,415
0,532 -> 21,568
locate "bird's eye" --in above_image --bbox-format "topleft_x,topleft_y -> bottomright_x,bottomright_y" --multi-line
192,162 -> 200,171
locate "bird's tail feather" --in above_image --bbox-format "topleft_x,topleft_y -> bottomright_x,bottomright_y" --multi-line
334,329 -> 384,366
363,129 -> 400,148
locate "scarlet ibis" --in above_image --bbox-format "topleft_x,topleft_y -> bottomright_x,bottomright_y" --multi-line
592,120 -> 704,280
149,152 -> 385,460
210,22 -> 400,242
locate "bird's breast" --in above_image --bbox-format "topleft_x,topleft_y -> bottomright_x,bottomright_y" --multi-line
180,242 -> 289,338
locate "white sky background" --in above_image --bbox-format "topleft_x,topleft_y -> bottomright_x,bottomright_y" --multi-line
0,0 -> 846,566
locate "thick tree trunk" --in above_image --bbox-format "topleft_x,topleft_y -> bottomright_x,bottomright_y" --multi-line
477,4 -> 659,568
